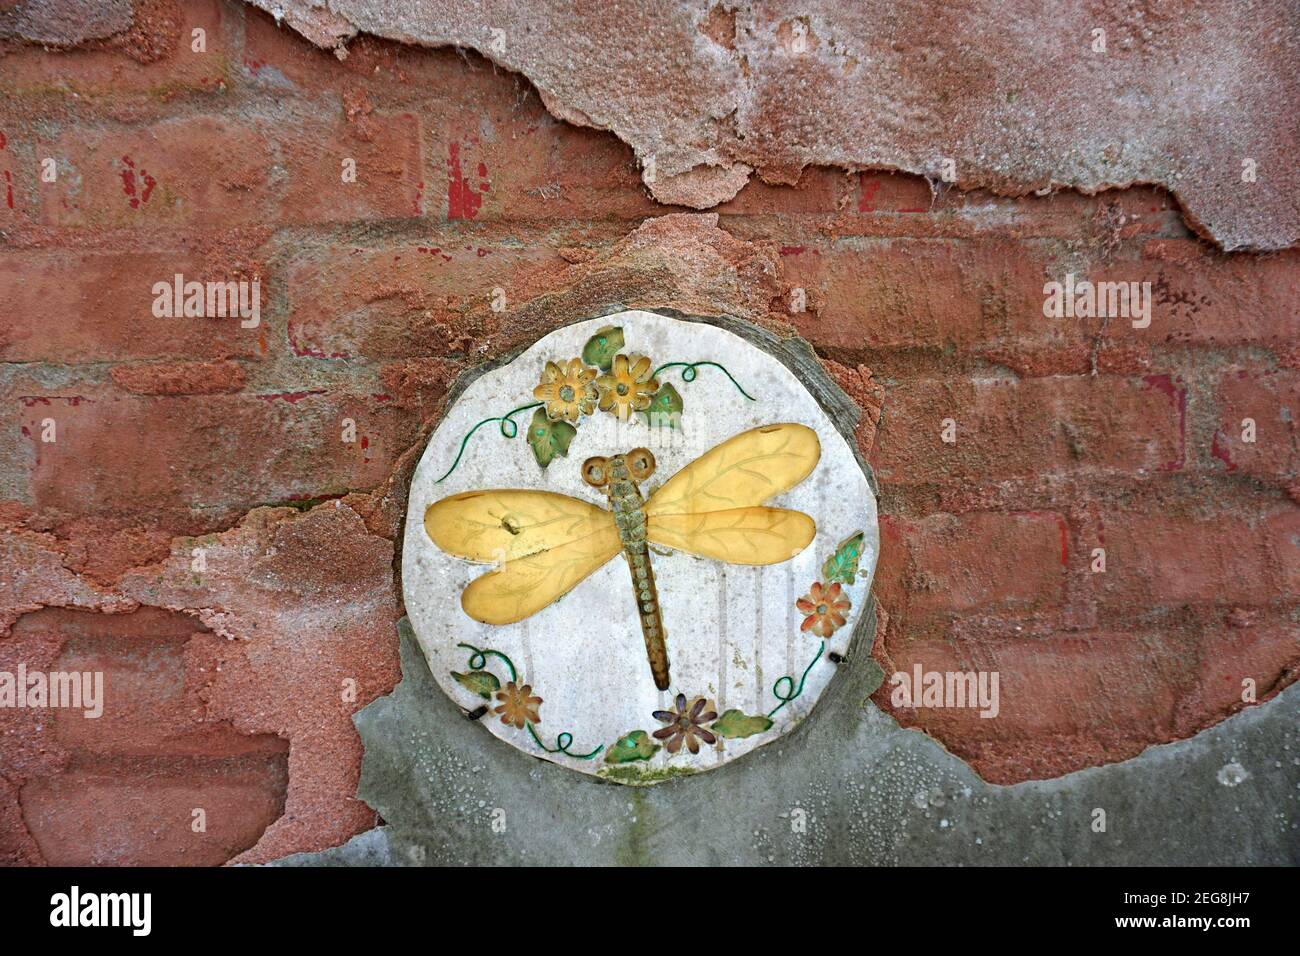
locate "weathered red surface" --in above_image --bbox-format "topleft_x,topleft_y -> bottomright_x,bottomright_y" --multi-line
0,1 -> 1295,864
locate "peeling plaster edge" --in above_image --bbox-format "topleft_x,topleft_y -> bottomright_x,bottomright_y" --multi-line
238,2 -> 1295,252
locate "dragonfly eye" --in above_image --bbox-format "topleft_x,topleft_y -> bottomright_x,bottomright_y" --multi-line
625,447 -> 656,480
581,456 -> 609,488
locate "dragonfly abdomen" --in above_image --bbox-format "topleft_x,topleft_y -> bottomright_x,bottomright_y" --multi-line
609,474 -> 670,690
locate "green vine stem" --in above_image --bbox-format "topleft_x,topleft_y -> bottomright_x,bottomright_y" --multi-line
434,402 -> 543,483
527,723 -> 604,759
457,642 -> 518,682
768,640 -> 825,718
652,361 -> 756,401
455,642 -> 603,760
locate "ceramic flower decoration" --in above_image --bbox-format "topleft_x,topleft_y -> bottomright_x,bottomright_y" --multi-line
596,353 -> 659,420
534,358 -> 599,423
796,581 -> 851,638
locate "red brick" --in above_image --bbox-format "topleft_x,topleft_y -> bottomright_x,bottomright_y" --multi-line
4,606 -> 290,865
286,242 -> 568,359
379,358 -> 463,415
278,112 -> 425,224
0,251 -> 262,362
10,607 -> 274,758
0,127 -> 39,232
242,9 -> 455,100
1191,620 -> 1300,721
869,374 -> 1185,484
1211,368 -> 1298,478
1264,508 -> 1300,598
37,105 -> 425,229
41,116 -> 274,229
785,235 -> 1298,371
17,392 -> 415,526
110,359 -> 247,395
56,519 -> 177,586
853,171 -> 936,214
877,511 -> 1067,621
455,123 -> 663,221
784,239 -> 1081,361
0,776 -> 42,865
1096,240 -> 1299,350
1093,511 -> 1291,607
246,11 -> 657,223
0,616 -> 65,782
21,757 -> 287,866
717,166 -> 852,216
0,0 -> 231,99
873,620 -> 1298,783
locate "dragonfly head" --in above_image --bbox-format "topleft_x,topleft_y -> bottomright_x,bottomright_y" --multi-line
623,447 -> 657,481
582,448 -> 656,489
580,456 -> 610,489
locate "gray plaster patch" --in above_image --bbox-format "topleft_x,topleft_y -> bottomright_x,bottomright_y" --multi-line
271,618 -> 1299,866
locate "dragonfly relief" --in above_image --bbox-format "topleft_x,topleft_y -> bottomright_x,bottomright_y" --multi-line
424,423 -> 822,690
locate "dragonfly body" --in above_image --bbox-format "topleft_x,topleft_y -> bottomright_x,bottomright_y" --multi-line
424,423 -> 822,692
583,449 -> 669,689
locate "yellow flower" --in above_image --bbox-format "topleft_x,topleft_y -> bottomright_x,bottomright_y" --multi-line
596,354 -> 658,420
533,358 -> 598,423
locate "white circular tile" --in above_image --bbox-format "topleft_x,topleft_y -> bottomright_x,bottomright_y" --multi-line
402,311 -> 878,781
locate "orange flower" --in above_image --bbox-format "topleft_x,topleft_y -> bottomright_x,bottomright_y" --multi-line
494,681 -> 543,729
796,581 -> 850,638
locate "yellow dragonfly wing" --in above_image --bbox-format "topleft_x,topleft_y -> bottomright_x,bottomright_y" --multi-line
644,423 -> 821,516
460,525 -> 622,625
646,506 -> 815,565
425,489 -> 613,564
424,489 -> 620,625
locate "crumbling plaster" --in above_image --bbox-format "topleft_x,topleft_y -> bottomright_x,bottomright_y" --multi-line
237,0 -> 1300,251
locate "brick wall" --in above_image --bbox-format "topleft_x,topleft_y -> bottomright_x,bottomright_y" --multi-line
0,1 -> 1295,863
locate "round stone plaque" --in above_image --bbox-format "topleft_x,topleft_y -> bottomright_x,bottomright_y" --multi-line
402,311 -> 878,782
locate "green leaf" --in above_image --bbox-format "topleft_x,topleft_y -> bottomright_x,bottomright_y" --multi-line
605,729 -> 659,764
710,709 -> 773,739
451,669 -> 500,700
822,531 -> 865,585
637,382 -> 683,429
581,325 -> 625,372
527,407 -> 577,469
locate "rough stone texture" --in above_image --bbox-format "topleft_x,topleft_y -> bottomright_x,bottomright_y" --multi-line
1,0 -> 133,45
247,0 -> 1300,251
272,620 -> 1299,866
0,0 -> 1296,864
